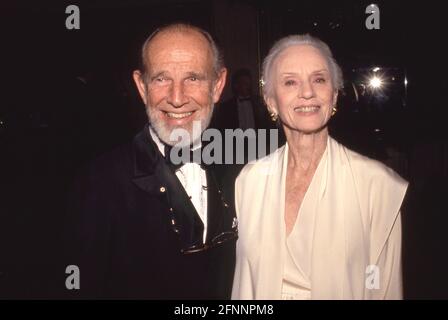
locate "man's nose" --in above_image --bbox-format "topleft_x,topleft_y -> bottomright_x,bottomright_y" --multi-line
298,80 -> 314,99
167,82 -> 189,108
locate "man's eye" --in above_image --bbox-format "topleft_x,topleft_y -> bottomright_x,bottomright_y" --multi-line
153,76 -> 167,83
188,77 -> 198,81
315,78 -> 326,83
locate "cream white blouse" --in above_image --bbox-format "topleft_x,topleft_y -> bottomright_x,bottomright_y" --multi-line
281,147 -> 327,300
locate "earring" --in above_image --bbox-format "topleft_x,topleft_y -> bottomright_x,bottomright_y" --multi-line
331,106 -> 337,116
270,112 -> 278,122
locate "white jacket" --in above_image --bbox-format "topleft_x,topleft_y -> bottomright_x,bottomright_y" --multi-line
231,137 -> 408,300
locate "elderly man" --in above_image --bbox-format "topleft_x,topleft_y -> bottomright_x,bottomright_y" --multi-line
64,23 -> 236,299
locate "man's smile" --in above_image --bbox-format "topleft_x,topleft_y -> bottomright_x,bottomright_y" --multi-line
164,111 -> 194,119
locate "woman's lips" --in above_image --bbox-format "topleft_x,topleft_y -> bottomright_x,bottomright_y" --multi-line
293,105 -> 320,114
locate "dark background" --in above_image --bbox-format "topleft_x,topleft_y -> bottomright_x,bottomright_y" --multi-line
0,0 -> 447,299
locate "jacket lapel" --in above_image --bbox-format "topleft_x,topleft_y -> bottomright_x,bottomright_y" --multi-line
256,146 -> 287,299
310,138 -> 345,299
204,167 -> 234,243
131,125 -> 204,248
131,126 -> 162,196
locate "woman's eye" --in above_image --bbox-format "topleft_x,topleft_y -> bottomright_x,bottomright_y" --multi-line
284,80 -> 296,86
315,78 -> 326,83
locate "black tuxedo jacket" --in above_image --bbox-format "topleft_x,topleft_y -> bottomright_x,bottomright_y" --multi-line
64,125 -> 237,299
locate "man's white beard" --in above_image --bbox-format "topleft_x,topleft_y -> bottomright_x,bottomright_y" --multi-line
146,104 -> 214,147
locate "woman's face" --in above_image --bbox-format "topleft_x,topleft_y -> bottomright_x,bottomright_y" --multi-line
267,45 -> 338,135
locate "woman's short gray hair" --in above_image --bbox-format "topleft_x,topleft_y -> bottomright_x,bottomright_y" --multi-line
261,34 -> 343,101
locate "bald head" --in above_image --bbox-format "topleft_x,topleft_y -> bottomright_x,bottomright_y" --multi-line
140,23 -> 224,80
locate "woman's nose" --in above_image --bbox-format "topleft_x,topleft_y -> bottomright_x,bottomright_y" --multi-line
298,80 -> 314,99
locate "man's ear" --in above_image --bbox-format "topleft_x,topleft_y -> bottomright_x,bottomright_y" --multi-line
133,70 -> 147,105
212,68 -> 227,103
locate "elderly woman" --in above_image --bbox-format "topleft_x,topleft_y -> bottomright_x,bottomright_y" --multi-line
231,34 -> 408,300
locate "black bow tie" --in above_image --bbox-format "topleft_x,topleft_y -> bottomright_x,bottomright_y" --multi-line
164,144 -> 203,171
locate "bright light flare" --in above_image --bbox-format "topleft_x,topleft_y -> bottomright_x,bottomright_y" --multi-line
369,76 -> 383,89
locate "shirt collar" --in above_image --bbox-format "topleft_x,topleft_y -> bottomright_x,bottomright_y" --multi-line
148,125 -> 202,157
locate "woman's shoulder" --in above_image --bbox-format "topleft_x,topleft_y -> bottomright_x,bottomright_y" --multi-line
336,139 -> 408,187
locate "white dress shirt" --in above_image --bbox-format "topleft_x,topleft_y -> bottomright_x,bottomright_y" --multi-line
149,127 -> 208,242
